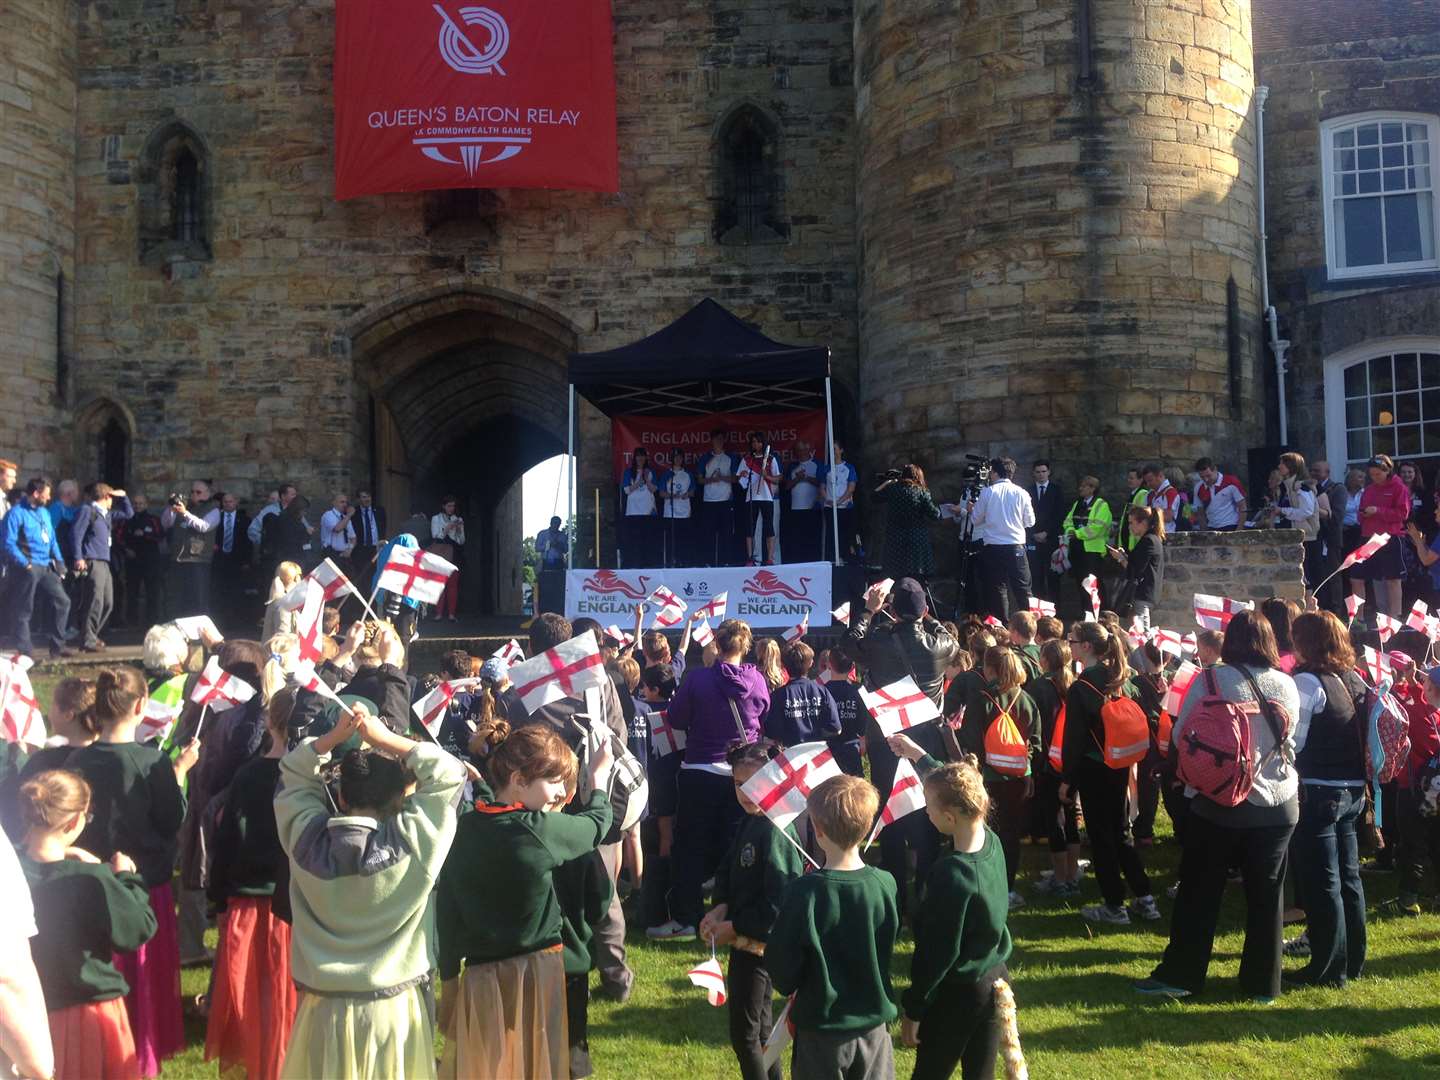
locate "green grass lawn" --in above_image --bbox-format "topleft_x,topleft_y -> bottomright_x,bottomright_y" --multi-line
25,674 -> 1440,1077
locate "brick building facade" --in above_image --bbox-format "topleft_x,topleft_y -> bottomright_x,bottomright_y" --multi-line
0,0 -> 1436,610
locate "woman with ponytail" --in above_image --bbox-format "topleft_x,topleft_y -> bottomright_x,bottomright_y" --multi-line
887,737 -> 1027,1080
204,687 -> 299,1080
436,720 -> 615,1079
68,668 -> 198,1077
1060,622 -> 1159,926
18,769 -> 158,1080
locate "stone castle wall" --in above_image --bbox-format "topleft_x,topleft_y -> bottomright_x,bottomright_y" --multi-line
1150,526 -> 1305,628
0,0 -> 74,476
855,0 -> 1265,500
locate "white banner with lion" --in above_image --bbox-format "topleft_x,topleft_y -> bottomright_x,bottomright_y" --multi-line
564,563 -> 834,631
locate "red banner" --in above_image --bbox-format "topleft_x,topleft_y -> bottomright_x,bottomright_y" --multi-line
611,412 -> 829,480
334,0 -> 618,200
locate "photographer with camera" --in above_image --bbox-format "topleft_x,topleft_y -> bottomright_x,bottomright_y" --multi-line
966,456 -> 1035,620
875,463 -> 942,584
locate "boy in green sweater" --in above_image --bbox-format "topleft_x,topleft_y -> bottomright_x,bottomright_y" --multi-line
699,740 -> 807,1080
765,774 -> 899,1080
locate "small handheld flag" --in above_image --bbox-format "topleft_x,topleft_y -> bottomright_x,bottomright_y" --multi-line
1375,612 -> 1402,644
377,546 -> 458,605
648,709 -> 686,758
1027,597 -> 1057,617
859,677 -> 942,737
509,634 -> 610,714
491,639 -> 525,667
864,757 -> 925,848
1082,574 -> 1101,618
1193,593 -> 1254,631
605,625 -> 635,649
307,557 -> 357,602
783,609 -> 810,644
739,741 -> 842,854
693,593 -> 728,621
190,656 -> 257,712
1345,594 -> 1365,620
687,953 -> 727,1007
831,601 -> 852,626
412,678 -> 482,739
1162,660 -> 1200,715
1342,533 -> 1391,570
692,618 -> 715,647
647,586 -> 688,628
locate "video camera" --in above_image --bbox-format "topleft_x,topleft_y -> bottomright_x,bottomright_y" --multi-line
958,453 -> 992,503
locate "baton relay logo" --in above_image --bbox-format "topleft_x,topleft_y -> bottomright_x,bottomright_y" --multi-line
435,4 -> 509,75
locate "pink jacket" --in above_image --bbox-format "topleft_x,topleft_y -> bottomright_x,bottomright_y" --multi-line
1359,475 -> 1410,537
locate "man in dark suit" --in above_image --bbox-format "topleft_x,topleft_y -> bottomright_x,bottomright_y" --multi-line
350,490 -> 387,584
209,491 -> 252,629
1026,460 -> 1065,601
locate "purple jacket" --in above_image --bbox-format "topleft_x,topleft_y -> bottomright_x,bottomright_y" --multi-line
667,662 -> 770,765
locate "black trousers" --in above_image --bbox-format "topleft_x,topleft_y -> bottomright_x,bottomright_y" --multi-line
699,500 -> 736,566
1133,747 -> 1163,841
1152,813 -> 1294,997
871,736 -> 941,922
1027,543 -> 1057,601
1033,772 -> 1079,853
1160,775 -> 1191,848
979,543 -> 1031,621
621,515 -> 659,568
782,508 -> 821,564
1072,758 -> 1151,907
6,564 -> 70,653
986,778 -> 1028,892
727,949 -> 782,1080
565,971 -> 592,1078
1397,784 -> 1440,900
125,560 -> 164,627
912,964 -> 1009,1080
671,768 -> 743,927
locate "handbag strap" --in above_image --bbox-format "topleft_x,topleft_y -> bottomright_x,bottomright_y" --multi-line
727,697 -> 750,743
1234,664 -> 1287,764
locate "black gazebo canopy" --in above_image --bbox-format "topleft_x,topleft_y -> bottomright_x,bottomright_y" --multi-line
567,297 -> 831,415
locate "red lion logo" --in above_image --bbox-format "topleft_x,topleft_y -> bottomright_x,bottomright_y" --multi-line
742,571 -> 811,602
581,570 -> 651,599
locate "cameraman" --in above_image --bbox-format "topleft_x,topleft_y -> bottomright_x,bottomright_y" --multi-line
967,456 -> 1035,620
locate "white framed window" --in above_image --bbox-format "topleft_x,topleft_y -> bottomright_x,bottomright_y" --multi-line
1324,339 -> 1440,469
1321,112 -> 1440,280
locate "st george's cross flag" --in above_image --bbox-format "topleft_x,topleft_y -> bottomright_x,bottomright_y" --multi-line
982,615 -> 1006,630
648,586 -> 688,629
1081,574 -> 1102,619
307,557 -> 357,602
292,662 -> 353,713
864,757 -> 925,847
412,678 -> 482,739
1151,628 -> 1185,659
691,618 -> 715,648
191,656 -> 257,712
648,709 -> 686,758
739,741 -> 844,831
1346,593 -> 1365,620
831,601 -> 852,627
605,625 -> 635,649
287,579 -> 329,663
1028,597 -> 1057,618
1375,612 -> 1402,644
138,696 -> 182,746
687,955 -> 727,1007
1163,660 -> 1201,716
1194,594 -> 1254,631
1407,600 -> 1431,633
1361,645 -> 1393,686
1126,618 -> 1148,649
859,677 -> 942,737
783,609 -> 810,644
1342,533 -> 1392,570
378,546 -> 458,605
492,639 -> 525,667
693,592 -> 728,622
0,654 -> 44,747
509,633 -> 609,714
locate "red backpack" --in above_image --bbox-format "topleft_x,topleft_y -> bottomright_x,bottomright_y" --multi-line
1175,666 -> 1286,807
982,690 -> 1030,778
1047,702 -> 1067,772
1077,680 -> 1150,768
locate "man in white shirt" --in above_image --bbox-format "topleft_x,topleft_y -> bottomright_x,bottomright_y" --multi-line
967,456 -> 1036,620
782,439 -> 821,563
697,429 -> 737,566
321,492 -> 357,565
246,487 -> 280,547
1193,457 -> 1247,531
736,432 -> 781,566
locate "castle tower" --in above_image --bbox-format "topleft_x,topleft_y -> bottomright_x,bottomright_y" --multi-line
0,0 -> 75,473
855,0 -> 1263,488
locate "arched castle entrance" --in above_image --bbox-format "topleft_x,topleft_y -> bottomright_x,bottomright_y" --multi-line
339,287 -> 579,616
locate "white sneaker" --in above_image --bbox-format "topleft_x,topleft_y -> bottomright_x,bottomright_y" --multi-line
644,919 -> 696,940
1008,890 -> 1027,910
1081,903 -> 1131,925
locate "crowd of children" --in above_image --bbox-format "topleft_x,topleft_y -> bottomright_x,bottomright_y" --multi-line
2,572 -> 1439,1080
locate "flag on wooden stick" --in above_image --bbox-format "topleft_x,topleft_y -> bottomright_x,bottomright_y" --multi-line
859,677 -> 942,737
509,633 -> 610,714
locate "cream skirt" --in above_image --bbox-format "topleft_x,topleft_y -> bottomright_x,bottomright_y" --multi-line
440,945 -> 568,1080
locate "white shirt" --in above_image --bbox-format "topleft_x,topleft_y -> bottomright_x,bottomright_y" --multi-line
737,455 -> 780,503
662,470 -> 692,520
321,507 -> 355,553
355,505 -> 382,547
161,505 -> 221,533
701,452 -> 734,502
1344,489 -> 1363,527
1195,475 -> 1246,529
788,458 -> 820,511
624,470 -> 656,517
432,512 -> 466,545
218,509 -> 240,554
247,502 -> 279,545
968,479 -> 1036,545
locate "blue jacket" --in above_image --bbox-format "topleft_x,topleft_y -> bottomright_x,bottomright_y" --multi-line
763,677 -> 841,748
2,498 -> 62,568
71,496 -> 133,564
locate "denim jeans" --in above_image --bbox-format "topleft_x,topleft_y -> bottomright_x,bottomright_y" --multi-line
1294,784 -> 1367,985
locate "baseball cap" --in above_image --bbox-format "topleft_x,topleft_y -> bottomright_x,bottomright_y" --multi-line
892,578 -> 927,620
480,657 -> 508,684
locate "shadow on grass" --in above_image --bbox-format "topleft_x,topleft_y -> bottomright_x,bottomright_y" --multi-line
1336,1046 -> 1440,1077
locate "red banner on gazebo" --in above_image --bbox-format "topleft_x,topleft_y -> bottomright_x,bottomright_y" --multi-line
611,411 -> 829,480
334,0 -> 618,200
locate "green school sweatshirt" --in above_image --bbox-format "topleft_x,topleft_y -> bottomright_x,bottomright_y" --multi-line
69,740 -> 187,888
21,856 -> 158,1010
902,830 -> 1013,1020
554,849 -> 613,976
436,790 -> 612,979
764,865 -> 900,1033
713,812 -> 806,942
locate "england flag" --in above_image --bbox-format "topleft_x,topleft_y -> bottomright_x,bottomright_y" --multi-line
412,678 -> 481,739
1027,597 -> 1057,617
491,639 -> 525,666
691,618 -> 715,648
649,586 -> 688,629
1194,593 -> 1253,631
1341,533 -> 1391,570
859,677 -> 942,737
307,557 -> 357,602
648,710 -> 686,758
377,546 -> 458,605
509,633 -> 610,714
0,656 -> 45,748
1162,660 -> 1200,715
1375,612 -> 1402,644
864,757 -> 925,846
693,593 -> 728,622
191,656 -> 257,712
783,609 -> 810,644
739,742 -> 843,831
831,602 -> 852,626
138,697 -> 183,746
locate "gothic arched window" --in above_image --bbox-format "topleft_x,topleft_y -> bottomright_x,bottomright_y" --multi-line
716,106 -> 787,245
139,121 -> 212,265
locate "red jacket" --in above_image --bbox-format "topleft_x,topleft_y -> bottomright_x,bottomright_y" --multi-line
1359,474 -> 1411,538
1394,681 -> 1440,788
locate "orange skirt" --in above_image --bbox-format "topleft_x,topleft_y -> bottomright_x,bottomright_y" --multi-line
49,997 -> 139,1080
205,896 -> 297,1080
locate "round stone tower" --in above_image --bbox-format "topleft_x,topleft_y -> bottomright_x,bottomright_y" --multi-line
854,0 -> 1262,489
0,0 -> 75,473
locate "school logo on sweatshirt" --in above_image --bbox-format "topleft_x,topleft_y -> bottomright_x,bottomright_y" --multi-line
740,842 -> 756,868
